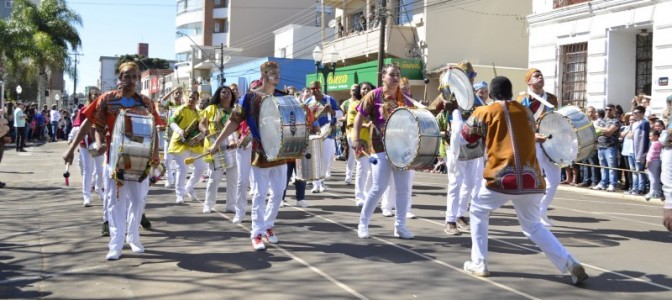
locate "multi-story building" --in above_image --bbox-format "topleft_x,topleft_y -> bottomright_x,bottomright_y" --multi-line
316,0 -> 532,101
527,0 -> 672,113
140,69 -> 175,101
98,56 -> 120,92
174,0 -> 324,89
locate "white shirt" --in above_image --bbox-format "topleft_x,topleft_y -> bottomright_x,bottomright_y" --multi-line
50,109 -> 61,122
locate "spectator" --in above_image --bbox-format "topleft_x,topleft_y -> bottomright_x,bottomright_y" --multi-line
13,103 -> 27,152
33,109 -> 46,142
579,106 -> 601,187
662,95 -> 672,121
653,119 -> 666,133
620,113 -> 635,194
592,104 -> 621,192
359,15 -> 367,32
646,130 -> 663,200
49,104 -> 61,142
631,105 -> 650,195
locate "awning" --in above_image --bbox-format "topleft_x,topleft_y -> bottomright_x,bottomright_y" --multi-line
306,58 -> 423,91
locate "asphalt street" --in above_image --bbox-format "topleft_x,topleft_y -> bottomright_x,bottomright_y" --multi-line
1,141 -> 671,299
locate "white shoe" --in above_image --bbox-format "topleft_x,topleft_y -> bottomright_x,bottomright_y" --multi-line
463,260 -> 489,277
318,184 -> 327,193
164,181 -> 172,188
606,185 -> 615,192
252,235 -> 266,251
297,200 -> 309,208
355,199 -> 364,207
279,200 -> 287,207
357,224 -> 370,239
232,215 -> 243,224
394,226 -> 414,239
265,228 -> 278,244
405,212 -> 416,219
83,200 -> 91,207
128,241 -> 145,253
344,179 -> 352,185
176,196 -> 184,204
311,186 -> 320,193
106,249 -> 121,260
540,214 -> 554,227
202,206 -> 212,214
187,189 -> 199,201
382,209 -> 394,217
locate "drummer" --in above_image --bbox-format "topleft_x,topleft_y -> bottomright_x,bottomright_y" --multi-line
85,62 -> 163,260
159,87 -> 183,188
347,82 -> 374,207
168,90 -> 207,204
304,80 -> 343,193
199,86 -> 238,214
517,68 -> 561,226
352,63 -> 415,239
208,61 -> 288,251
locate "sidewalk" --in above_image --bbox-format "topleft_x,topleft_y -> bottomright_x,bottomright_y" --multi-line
556,183 -> 664,205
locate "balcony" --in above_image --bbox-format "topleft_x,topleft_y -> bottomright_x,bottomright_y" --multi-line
212,32 -> 228,46
322,25 -> 417,63
554,0 -> 590,9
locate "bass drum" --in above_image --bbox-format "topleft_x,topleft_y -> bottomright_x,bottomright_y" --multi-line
384,108 -> 441,170
295,135 -> 324,181
258,95 -> 308,161
109,109 -> 156,182
439,67 -> 475,111
537,105 -> 596,167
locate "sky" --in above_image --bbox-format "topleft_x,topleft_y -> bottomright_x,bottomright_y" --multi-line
63,0 -> 177,94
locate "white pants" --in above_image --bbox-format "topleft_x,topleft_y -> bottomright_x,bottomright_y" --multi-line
381,171 -> 414,211
313,138 -> 336,187
661,148 -> 672,207
105,166 -> 148,252
354,156 -> 372,201
445,155 -> 482,222
344,136 -> 356,182
172,150 -> 207,198
250,164 -> 287,238
536,143 -> 561,215
360,153 -> 412,228
164,140 -> 175,185
204,161 -> 238,212
235,147 -> 252,218
79,146 -> 104,204
469,185 -> 572,272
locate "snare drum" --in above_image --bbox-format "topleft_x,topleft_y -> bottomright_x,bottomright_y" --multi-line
207,135 -> 237,170
295,135 -> 324,181
384,108 -> 441,170
258,95 -> 308,161
109,109 -> 156,182
537,105 -> 597,167
439,67 -> 475,111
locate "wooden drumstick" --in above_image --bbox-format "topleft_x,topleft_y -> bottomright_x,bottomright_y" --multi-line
184,153 -> 210,165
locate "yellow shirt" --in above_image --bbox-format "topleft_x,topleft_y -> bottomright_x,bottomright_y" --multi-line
346,99 -> 371,157
201,104 -> 230,163
168,105 -> 204,154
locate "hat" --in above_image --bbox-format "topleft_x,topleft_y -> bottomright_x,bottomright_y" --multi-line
525,68 -> 541,83
489,76 -> 513,100
473,81 -> 488,91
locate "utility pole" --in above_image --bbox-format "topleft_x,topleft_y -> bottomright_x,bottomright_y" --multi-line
377,0 -> 387,87
320,0 -> 326,48
219,43 -> 226,87
70,52 -> 83,107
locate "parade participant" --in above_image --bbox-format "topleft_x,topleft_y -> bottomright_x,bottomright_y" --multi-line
208,61 -> 288,251
200,86 -> 238,213
474,81 -> 489,105
348,82 -> 374,207
339,84 -> 360,185
159,87 -> 183,188
84,62 -> 162,260
281,103 -> 318,209
352,63 -> 415,239
168,90 -> 207,204
305,81 -> 343,193
461,76 -> 588,285
517,68 -> 561,226
74,88 -> 104,207
661,105 -> 672,230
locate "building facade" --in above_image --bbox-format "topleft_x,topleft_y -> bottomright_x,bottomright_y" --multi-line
527,0 -> 672,113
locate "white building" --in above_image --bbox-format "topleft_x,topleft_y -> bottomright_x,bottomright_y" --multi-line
527,0 -> 672,114
98,56 -> 119,92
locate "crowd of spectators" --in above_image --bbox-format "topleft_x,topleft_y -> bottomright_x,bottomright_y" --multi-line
2,101 -> 73,146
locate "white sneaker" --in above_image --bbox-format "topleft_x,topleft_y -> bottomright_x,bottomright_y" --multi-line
567,256 -> 589,285
311,186 -> 320,193
106,249 -> 122,260
251,235 -> 266,251
164,181 -> 172,188
176,195 -> 184,204
464,260 -> 490,277
265,228 -> 278,244
540,214 -> 554,227
83,200 -> 91,207
318,184 -> 327,193
202,206 -> 212,214
128,241 -> 145,253
279,200 -> 287,208
187,189 -> 199,201
606,185 -> 615,192
297,200 -> 309,208
344,179 -> 352,185
357,224 -> 370,239
232,215 -> 243,224
382,208 -> 394,217
405,212 -> 416,219
394,226 -> 414,239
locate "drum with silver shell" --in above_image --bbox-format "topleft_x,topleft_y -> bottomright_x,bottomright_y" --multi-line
258,95 -> 308,161
384,108 -> 441,170
537,105 -> 597,167
295,135 -> 325,181
439,67 -> 475,111
109,109 -> 156,181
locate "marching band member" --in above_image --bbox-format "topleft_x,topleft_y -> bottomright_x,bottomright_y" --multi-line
85,62 -> 162,260
159,87 -> 183,188
305,81 -> 342,193
169,90 -> 207,204
517,68 -> 560,226
73,88 -> 105,208
339,84 -> 360,185
461,76 -> 588,285
347,82 -> 374,207
208,61 -> 288,251
352,63 -> 415,239
200,86 -> 238,214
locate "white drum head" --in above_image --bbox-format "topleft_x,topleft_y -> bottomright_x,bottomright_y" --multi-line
384,108 -> 419,168
439,68 -> 475,111
538,111 -> 578,167
259,96 -> 281,160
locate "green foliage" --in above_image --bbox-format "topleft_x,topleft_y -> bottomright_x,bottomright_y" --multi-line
115,54 -> 171,73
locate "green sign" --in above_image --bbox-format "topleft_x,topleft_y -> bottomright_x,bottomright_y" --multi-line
307,58 -> 423,91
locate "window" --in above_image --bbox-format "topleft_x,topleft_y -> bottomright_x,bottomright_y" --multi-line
396,0 -> 414,25
553,0 -> 590,9
635,33 -> 653,95
215,0 -> 227,8
214,19 -> 227,33
5,0 -> 12,8
560,43 -> 588,108
176,22 -> 203,36
176,52 -> 192,63
177,0 -> 203,14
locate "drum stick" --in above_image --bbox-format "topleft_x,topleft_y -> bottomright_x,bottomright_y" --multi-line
63,164 -> 70,186
184,153 -> 210,165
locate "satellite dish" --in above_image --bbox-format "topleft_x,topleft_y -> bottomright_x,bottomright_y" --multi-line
328,19 -> 337,28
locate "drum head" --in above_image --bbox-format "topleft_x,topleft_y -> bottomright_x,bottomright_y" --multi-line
384,108 -> 419,168
439,68 -> 474,111
109,110 -> 126,172
259,96 -> 281,160
538,111 -> 578,167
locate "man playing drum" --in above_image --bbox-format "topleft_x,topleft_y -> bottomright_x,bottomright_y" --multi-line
517,68 -> 561,227
208,61 -> 288,251
86,62 -> 162,260
351,63 -> 415,240
460,76 -> 588,285
305,81 -> 343,193
159,87 -> 183,188
169,90 -> 207,204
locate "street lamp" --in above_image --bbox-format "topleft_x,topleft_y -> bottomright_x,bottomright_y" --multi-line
16,85 -> 22,102
312,46 -> 338,95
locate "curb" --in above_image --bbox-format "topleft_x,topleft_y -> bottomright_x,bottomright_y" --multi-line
556,184 -> 664,206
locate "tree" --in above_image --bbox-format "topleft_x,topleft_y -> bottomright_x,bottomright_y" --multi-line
115,54 -> 170,73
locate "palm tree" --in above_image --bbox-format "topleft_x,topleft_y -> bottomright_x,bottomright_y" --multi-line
8,0 -> 82,107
